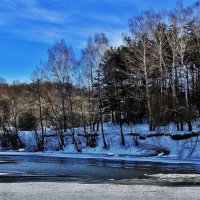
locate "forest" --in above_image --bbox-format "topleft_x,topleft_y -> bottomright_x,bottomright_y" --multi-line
0,1 -> 200,154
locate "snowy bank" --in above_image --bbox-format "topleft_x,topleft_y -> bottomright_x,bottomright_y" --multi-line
1,121 -> 200,159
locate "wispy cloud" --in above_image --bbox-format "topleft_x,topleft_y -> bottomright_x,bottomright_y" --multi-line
0,0 -> 66,23
0,0 -> 197,49
0,0 -> 134,48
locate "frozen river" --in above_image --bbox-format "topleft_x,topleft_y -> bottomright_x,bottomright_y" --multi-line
1,154 -> 200,200
0,154 -> 200,186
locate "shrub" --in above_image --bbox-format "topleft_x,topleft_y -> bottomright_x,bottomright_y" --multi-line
18,112 -> 37,131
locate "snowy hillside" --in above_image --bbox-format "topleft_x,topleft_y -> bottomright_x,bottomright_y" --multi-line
8,120 -> 199,159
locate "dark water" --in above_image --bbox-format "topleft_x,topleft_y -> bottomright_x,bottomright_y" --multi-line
0,154 -> 200,186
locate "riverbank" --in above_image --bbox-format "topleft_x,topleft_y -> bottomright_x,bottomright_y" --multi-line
1,121 -> 200,159
0,182 -> 200,200
17,121 -> 200,158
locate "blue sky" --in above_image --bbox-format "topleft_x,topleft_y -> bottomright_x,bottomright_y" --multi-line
0,0 -> 197,83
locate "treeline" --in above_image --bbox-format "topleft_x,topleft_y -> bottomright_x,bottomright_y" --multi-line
0,1 -> 200,150
101,1 -> 200,132
0,34 -> 109,150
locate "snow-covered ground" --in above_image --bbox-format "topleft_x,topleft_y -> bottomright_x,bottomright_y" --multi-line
1,182 -> 200,200
1,120 -> 200,159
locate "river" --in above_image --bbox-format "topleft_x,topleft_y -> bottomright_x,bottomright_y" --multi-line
1,154 -> 200,186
